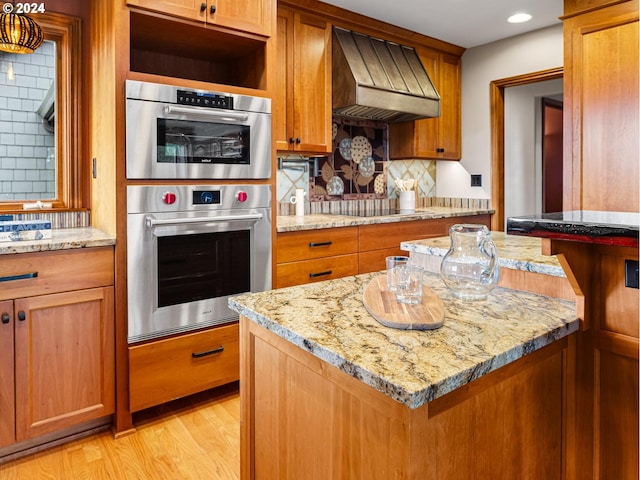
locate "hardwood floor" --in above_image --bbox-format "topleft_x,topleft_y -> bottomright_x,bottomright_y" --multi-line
0,383 -> 240,479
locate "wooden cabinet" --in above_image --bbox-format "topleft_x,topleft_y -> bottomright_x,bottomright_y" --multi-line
275,8 -> 332,153
128,323 -> 239,412
126,0 -> 274,37
275,216 -> 491,287
0,248 -> 114,448
553,241 -> 639,479
562,0 -> 638,211
358,215 -> 490,274
389,49 -> 462,160
275,227 -> 359,288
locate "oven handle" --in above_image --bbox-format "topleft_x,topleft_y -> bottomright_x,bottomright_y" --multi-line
145,213 -> 263,229
163,105 -> 250,122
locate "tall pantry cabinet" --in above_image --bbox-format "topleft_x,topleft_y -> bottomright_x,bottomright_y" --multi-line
561,1 -> 639,478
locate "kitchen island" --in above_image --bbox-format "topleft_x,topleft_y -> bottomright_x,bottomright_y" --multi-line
230,269 -> 579,479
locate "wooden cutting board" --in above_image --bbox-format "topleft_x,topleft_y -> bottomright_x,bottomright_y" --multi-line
363,274 -> 444,330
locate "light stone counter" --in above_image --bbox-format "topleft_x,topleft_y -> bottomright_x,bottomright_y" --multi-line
401,231 -> 566,277
0,227 -> 115,255
277,206 -> 493,233
229,270 -> 578,409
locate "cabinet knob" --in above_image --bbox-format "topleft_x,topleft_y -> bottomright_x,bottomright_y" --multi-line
289,137 -> 295,144
200,2 -> 206,11
210,4 -> 216,14
17,311 -> 26,321
437,148 -> 445,153
295,138 -> 301,144
1,313 -> 9,324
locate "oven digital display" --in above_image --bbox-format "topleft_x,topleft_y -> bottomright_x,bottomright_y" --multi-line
192,190 -> 221,205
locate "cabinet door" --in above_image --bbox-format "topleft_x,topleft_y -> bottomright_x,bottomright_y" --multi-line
0,300 -> 15,449
436,53 -> 462,159
13,287 -> 115,442
411,49 -> 439,158
126,0 -> 207,21
127,0 -> 273,36
274,8 -> 294,150
564,3 -> 639,211
213,0 -> 273,37
292,13 -> 332,153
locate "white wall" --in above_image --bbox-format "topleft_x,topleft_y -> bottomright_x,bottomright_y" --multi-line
504,79 -> 563,227
436,24 -> 563,200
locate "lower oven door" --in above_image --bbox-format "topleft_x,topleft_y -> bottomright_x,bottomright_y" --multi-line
127,208 -> 271,343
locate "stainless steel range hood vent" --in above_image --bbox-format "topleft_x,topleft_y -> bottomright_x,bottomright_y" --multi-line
332,26 -> 440,123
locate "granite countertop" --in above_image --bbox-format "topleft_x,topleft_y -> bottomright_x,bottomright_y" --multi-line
0,227 -> 116,255
401,231 -> 566,277
507,210 -> 640,247
277,206 -> 494,233
229,271 -> 578,409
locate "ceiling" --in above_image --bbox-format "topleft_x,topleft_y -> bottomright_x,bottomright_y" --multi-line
320,0 -> 563,48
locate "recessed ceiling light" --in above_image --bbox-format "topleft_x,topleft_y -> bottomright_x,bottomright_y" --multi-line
508,13 -> 532,23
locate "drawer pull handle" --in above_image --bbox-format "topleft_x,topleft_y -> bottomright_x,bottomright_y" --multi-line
1,313 -> 9,324
192,346 -> 224,359
0,272 -> 38,283
309,241 -> 332,247
309,270 -> 332,278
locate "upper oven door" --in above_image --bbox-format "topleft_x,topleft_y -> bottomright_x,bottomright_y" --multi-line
125,98 -> 271,180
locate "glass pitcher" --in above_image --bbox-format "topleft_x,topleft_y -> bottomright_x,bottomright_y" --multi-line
440,224 -> 500,299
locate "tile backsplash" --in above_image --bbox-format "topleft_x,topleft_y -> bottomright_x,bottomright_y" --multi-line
276,117 -> 491,216
277,118 -> 438,208
0,210 -> 90,228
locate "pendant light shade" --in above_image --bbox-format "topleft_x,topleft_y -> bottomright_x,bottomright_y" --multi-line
0,11 -> 43,54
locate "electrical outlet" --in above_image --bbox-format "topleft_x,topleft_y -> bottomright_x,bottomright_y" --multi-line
470,174 -> 482,187
625,260 -> 639,289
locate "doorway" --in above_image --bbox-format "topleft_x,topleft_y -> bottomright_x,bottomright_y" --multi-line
489,67 -> 563,231
542,98 -> 563,213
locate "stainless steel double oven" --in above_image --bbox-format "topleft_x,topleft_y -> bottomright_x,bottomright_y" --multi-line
125,80 -> 272,343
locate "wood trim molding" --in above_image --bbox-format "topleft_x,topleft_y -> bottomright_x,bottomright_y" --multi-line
490,67 -> 564,231
278,0 -> 466,56
0,11 -> 82,212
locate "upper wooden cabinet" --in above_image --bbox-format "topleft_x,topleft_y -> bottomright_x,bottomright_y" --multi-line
562,0 -> 639,212
126,0 -> 274,37
275,8 -> 332,153
389,49 -> 462,160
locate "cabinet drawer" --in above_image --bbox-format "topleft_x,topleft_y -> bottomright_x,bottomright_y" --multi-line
0,247 -> 114,301
358,247 -> 406,275
358,215 -> 490,252
129,323 -> 239,412
275,254 -> 359,288
277,227 -> 358,263
359,219 -> 449,251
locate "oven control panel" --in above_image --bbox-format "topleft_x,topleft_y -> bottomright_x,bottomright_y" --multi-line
192,190 -> 221,205
129,185 -> 269,213
177,89 -> 233,110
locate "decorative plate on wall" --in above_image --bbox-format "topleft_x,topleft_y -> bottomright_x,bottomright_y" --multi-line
312,117 -> 388,200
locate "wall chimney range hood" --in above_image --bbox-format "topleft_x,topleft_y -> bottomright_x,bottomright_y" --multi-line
332,26 -> 440,123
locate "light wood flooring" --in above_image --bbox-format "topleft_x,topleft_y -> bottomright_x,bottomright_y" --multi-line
0,383 -> 240,479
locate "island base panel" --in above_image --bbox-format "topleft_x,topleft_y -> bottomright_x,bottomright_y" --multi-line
240,316 -> 572,479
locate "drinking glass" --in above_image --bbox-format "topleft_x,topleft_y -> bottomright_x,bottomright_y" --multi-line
385,256 -> 410,291
395,265 -> 424,305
